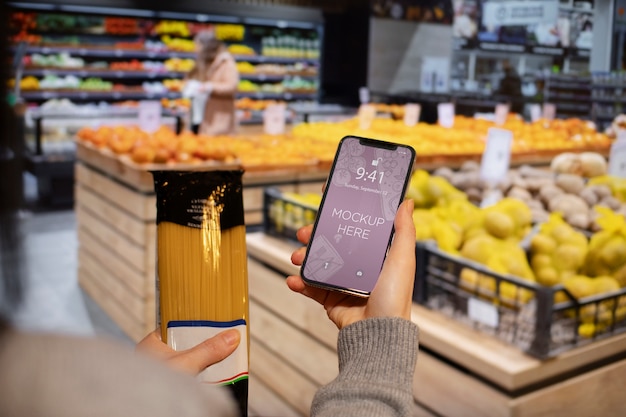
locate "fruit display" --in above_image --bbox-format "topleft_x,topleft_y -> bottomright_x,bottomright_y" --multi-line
292,116 -> 612,164
236,62 -> 257,74
104,17 -> 139,35
238,80 -> 260,92
14,76 -> 40,90
164,57 -> 195,72
10,12 -> 40,43
75,125 -> 334,168
236,98 -> 286,111
161,97 -> 190,109
215,24 -> 245,41
228,44 -> 256,56
109,60 -> 145,71
160,36 -> 195,52
153,20 -> 191,37
407,169 -> 626,342
432,152 -> 625,232
261,35 -> 320,59
162,79 -> 184,92
80,78 -> 114,91
266,189 -> 321,240
28,53 -> 85,68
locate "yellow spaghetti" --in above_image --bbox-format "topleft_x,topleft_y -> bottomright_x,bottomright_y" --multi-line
157,222 -> 248,341
153,170 -> 249,416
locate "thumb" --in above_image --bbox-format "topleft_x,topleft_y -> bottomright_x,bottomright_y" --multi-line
172,329 -> 241,375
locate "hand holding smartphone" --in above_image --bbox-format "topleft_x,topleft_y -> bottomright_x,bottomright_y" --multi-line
300,136 -> 416,297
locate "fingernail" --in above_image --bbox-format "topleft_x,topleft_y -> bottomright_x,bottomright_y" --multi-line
223,330 -> 240,346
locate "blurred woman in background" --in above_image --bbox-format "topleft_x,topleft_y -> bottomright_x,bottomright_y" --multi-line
183,29 -> 239,135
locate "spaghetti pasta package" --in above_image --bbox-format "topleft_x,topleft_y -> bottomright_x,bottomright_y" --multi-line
152,170 -> 248,416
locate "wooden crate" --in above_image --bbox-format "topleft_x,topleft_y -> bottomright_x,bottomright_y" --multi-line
246,232 -> 626,417
75,163 -> 157,342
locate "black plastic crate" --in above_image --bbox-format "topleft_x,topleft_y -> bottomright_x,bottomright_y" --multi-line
413,242 -> 626,359
263,187 -> 319,242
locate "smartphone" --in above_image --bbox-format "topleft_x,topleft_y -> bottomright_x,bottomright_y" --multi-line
300,136 -> 416,297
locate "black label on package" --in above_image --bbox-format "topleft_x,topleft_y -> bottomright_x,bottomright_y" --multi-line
152,170 -> 245,231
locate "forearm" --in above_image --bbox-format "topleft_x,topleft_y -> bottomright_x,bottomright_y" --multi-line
311,318 -> 419,417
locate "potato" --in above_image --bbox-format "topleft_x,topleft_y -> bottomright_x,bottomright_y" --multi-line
539,184 -> 564,204
465,187 -> 482,203
548,194 -> 589,219
433,166 -> 455,182
507,186 -> 532,202
599,196 -> 622,211
519,164 -> 554,178
551,152 -> 582,175
460,160 -> 480,172
567,212 -> 590,230
580,187 -> 599,207
531,208 -> 550,223
524,177 -> 554,192
588,184 -> 612,200
555,173 -> 586,194
579,152 -> 608,177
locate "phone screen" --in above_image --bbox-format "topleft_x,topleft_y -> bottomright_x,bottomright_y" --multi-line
301,136 -> 415,297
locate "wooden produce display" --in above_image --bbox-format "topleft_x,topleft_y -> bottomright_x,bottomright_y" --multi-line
245,232 -> 626,417
75,141 -> 328,342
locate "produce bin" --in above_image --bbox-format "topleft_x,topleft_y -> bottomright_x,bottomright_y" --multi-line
413,242 -> 626,359
263,187 -> 319,242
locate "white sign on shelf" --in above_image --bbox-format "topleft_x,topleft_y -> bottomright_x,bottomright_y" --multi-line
529,103 -> 542,122
358,104 -> 376,130
437,102 -> 455,128
608,140 -> 626,178
138,100 -> 162,133
263,103 -> 287,135
468,297 -> 499,328
494,103 -> 510,126
359,87 -> 370,104
404,103 -> 421,127
542,103 -> 557,121
480,127 -> 513,184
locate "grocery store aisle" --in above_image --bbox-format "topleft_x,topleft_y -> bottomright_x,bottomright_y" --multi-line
11,206 -> 132,345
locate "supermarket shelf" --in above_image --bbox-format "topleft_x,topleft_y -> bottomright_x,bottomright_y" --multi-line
238,91 -> 317,100
20,89 -> 317,101
240,73 -> 318,82
591,96 -> 626,104
547,81 -> 591,90
21,45 -> 319,65
23,68 -> 187,79
591,83 -> 626,89
20,90 -> 182,101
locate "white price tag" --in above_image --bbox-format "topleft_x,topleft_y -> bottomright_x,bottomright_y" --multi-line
468,297 -> 499,328
358,104 -> 376,130
480,127 -> 513,184
403,103 -> 421,127
358,86 -> 370,104
437,103 -> 455,128
494,103 -> 509,126
608,140 -> 626,178
529,104 -> 542,122
542,103 -> 556,121
263,103 -> 287,135
616,129 -> 626,143
138,100 -> 162,133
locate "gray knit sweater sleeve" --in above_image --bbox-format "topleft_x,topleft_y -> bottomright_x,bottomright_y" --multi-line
311,317 -> 419,417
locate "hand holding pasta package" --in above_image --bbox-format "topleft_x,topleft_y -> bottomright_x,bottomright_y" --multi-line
152,170 -> 248,416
